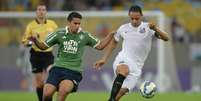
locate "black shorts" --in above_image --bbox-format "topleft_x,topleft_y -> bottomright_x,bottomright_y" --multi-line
46,66 -> 82,92
30,48 -> 54,73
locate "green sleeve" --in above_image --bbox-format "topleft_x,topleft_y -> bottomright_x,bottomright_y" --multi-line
85,32 -> 100,48
44,31 -> 58,47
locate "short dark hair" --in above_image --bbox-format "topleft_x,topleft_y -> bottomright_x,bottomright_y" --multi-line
129,5 -> 143,16
37,2 -> 47,7
67,12 -> 82,22
36,2 -> 47,10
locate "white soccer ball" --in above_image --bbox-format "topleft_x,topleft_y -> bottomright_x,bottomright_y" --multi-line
140,81 -> 157,98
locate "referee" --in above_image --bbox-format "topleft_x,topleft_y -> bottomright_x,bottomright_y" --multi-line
21,3 -> 57,101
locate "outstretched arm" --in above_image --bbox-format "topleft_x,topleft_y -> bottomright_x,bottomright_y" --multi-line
149,22 -> 169,41
28,36 -> 49,50
95,32 -> 115,50
94,38 -> 118,70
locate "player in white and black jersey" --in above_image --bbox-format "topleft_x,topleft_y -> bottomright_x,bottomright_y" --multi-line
94,5 -> 169,101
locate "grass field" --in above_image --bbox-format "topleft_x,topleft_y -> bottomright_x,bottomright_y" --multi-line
0,91 -> 201,101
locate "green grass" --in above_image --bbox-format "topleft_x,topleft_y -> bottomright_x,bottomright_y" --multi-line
0,91 -> 201,101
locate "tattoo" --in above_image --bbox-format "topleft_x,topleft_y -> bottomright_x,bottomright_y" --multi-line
154,32 -> 161,39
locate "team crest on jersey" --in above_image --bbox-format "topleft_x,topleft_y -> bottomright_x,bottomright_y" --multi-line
139,27 -> 146,33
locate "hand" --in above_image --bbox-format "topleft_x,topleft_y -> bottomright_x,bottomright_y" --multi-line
28,33 -> 40,42
26,36 -> 37,47
28,36 -> 37,43
110,31 -> 116,35
93,59 -> 106,70
26,41 -> 33,47
148,22 -> 156,30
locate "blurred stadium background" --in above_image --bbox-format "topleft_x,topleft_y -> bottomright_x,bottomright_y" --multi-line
0,0 -> 201,101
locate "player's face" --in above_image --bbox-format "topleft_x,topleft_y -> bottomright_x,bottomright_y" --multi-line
69,18 -> 81,33
129,12 -> 142,27
36,5 -> 47,19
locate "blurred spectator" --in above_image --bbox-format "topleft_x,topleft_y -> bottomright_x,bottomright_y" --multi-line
0,0 -> 200,46
48,0 -> 64,11
93,0 -> 112,10
95,22 -> 111,38
0,0 -> 200,11
62,0 -> 75,11
171,17 -> 189,43
62,0 -> 88,11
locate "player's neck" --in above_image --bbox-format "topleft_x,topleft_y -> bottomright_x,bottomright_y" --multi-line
68,28 -> 77,34
131,22 -> 141,28
36,18 -> 46,24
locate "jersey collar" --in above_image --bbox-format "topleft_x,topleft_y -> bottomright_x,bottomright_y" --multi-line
129,22 -> 143,28
35,18 -> 47,24
65,26 -> 82,34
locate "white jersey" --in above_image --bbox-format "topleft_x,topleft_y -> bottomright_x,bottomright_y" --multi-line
112,22 -> 156,91
114,22 -> 155,67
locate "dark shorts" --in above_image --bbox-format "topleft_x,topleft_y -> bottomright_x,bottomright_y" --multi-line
30,48 -> 54,73
46,66 -> 82,92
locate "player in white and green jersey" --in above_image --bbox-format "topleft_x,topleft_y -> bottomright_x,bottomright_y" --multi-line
28,12 -> 114,101
44,26 -> 99,72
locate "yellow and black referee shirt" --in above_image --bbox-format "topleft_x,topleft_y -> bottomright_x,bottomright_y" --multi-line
22,19 -> 58,52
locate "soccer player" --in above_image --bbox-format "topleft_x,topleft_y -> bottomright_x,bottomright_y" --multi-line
94,5 -> 169,101
28,12 -> 115,101
21,3 -> 58,101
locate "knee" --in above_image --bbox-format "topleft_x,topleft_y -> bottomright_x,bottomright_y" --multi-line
117,65 -> 129,76
35,78 -> 44,88
119,71 -> 129,77
43,90 -> 53,99
43,84 -> 56,101
58,89 -> 71,96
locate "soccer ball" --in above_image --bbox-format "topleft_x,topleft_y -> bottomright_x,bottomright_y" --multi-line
140,81 -> 157,98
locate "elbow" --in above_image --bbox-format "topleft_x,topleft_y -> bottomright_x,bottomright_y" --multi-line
40,46 -> 49,50
99,47 -> 105,50
164,36 -> 169,41
163,33 -> 169,41
40,47 -> 47,50
160,35 -> 169,41
96,44 -> 106,50
96,46 -> 105,50
95,42 -> 106,50
36,45 -> 48,50
163,37 -> 169,41
35,42 -> 49,50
